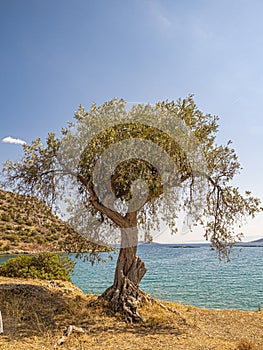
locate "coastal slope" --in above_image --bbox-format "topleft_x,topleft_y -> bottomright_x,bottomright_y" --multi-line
0,189 -> 107,254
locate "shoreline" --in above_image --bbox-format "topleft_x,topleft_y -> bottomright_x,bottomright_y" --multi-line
1,249 -> 262,314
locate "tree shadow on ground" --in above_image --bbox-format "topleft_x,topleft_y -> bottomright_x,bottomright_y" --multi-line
0,282 -> 86,341
0,282 -> 188,343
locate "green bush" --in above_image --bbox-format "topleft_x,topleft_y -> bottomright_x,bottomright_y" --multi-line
3,244 -> 10,251
31,230 -> 38,236
6,234 -> 19,242
1,213 -> 11,222
36,236 -> 44,244
15,217 -> 24,225
0,253 -> 75,281
25,219 -> 33,226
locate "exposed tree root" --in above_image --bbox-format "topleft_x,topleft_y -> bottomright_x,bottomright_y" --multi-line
57,325 -> 90,346
101,277 -> 146,323
100,282 -> 190,326
154,301 -> 190,326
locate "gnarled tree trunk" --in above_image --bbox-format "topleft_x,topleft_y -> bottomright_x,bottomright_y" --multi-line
101,213 -> 147,322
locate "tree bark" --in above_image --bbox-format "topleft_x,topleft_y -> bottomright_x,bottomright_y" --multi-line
101,213 -> 147,323
0,310 -> 3,334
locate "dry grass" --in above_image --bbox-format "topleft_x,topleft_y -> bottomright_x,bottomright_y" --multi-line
237,338 -> 257,350
0,277 -> 262,350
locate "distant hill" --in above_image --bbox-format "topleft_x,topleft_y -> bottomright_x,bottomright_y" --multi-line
249,237 -> 263,244
0,189 -> 109,254
236,237 -> 263,247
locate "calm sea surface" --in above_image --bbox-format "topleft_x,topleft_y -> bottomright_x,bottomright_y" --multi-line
1,244 -> 262,311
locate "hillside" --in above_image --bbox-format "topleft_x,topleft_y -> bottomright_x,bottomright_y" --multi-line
0,189 -> 109,254
236,237 -> 263,247
0,277 -> 262,349
250,238 -> 263,244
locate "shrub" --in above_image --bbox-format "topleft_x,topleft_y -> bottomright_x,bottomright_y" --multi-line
15,217 -> 25,225
31,230 -> 38,236
1,213 -> 11,222
23,237 -> 34,243
0,253 -> 75,281
36,236 -> 44,244
6,234 -> 19,242
25,219 -> 33,226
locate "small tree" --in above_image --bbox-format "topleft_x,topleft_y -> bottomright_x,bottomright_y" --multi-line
2,96 -> 262,322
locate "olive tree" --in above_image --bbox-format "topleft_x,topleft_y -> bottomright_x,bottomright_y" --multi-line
2,96 -> 261,322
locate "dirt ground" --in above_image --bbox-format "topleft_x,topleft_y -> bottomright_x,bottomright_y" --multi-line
0,277 -> 262,350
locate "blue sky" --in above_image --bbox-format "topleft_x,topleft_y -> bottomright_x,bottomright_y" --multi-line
1,0 -> 263,242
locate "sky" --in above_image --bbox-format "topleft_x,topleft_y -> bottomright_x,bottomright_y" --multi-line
0,0 -> 263,243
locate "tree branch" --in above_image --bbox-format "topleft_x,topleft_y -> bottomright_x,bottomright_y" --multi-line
86,179 -> 130,228
193,170 -> 229,208
56,155 -> 131,228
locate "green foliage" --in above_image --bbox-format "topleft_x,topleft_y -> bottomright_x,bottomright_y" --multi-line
0,253 -> 75,281
1,213 -> 11,222
1,96 -> 262,258
5,233 -> 18,242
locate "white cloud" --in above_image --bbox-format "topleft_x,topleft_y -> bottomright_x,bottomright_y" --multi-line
155,11 -> 172,28
2,136 -> 26,145
146,0 -> 173,32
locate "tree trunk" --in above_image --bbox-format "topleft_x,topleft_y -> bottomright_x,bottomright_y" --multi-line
101,213 -> 147,323
0,310 -> 3,334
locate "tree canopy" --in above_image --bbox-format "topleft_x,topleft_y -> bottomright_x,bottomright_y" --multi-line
2,96 -> 261,256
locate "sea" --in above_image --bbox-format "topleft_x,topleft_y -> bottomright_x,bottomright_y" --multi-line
1,243 -> 262,311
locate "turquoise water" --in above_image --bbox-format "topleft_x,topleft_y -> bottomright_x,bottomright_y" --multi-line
70,244 -> 263,311
1,244 -> 262,311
